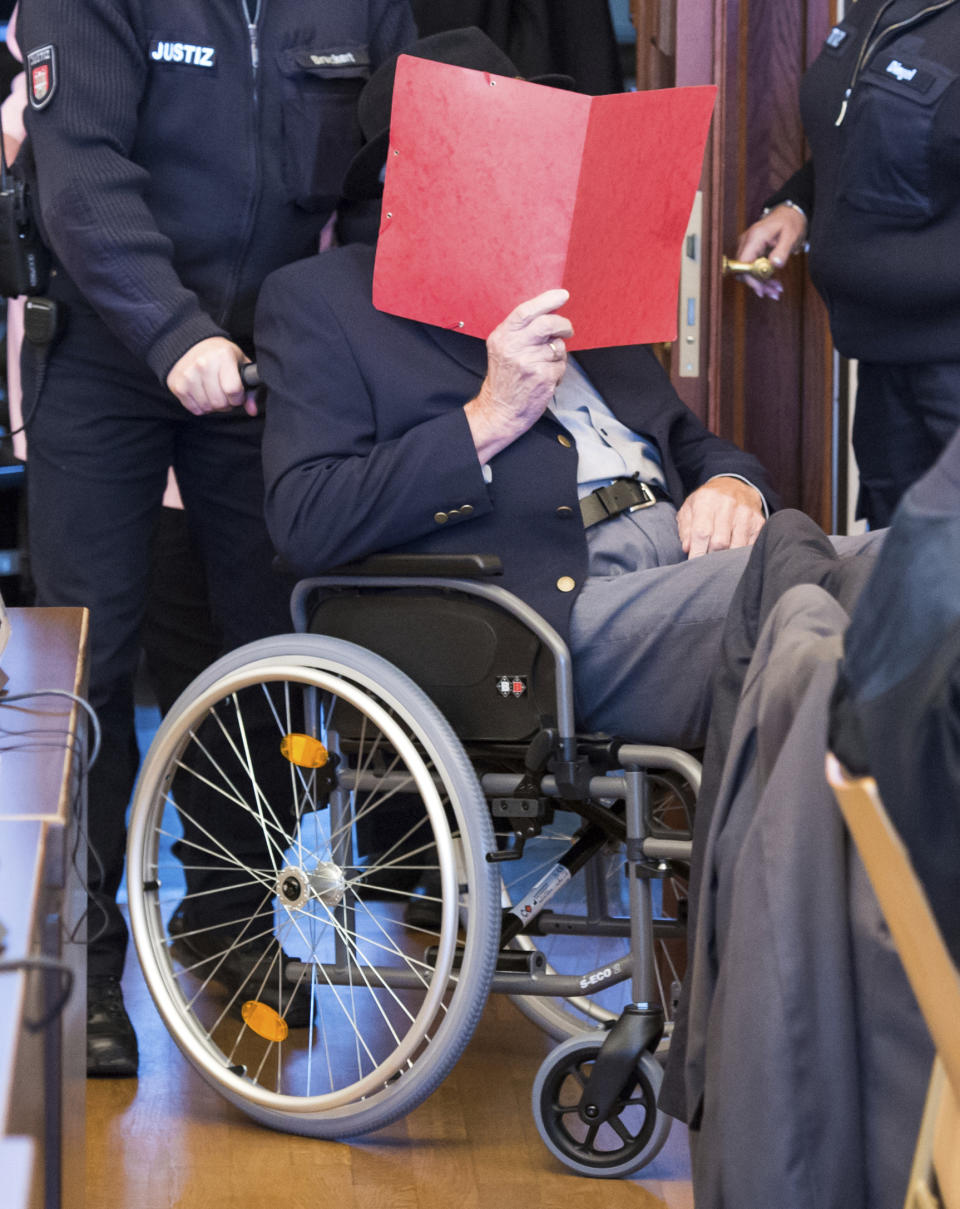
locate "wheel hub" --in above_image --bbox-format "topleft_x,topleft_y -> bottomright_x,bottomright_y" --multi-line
277,861 -> 347,909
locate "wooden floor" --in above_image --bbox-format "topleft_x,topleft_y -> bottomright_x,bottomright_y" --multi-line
86,952 -> 694,1209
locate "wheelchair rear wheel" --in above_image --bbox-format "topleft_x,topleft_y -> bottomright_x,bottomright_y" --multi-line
127,634 -> 500,1138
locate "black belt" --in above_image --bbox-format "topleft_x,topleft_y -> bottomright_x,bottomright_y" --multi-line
579,477 -> 671,528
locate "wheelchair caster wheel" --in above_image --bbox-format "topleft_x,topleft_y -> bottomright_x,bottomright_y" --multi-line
532,1034 -> 671,1177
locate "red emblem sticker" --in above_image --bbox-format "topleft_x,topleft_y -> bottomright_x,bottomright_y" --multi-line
32,65 -> 49,100
27,45 -> 57,110
495,675 -> 528,699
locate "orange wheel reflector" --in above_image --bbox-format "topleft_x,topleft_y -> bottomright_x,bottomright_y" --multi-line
241,1000 -> 289,1043
280,733 -> 329,768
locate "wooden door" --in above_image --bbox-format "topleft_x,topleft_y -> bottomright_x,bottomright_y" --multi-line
633,0 -> 840,528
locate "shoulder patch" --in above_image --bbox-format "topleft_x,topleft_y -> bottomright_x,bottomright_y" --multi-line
27,44 -> 57,110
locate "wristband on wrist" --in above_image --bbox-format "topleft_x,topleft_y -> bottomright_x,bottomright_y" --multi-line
761,199 -> 809,253
762,198 -> 808,219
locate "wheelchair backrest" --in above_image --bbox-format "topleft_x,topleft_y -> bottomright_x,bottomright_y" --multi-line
309,590 -> 557,742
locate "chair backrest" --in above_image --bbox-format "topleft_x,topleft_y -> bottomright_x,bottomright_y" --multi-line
309,589 -> 557,743
826,753 -> 960,1209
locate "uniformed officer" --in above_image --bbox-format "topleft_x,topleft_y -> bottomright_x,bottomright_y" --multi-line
735,0 -> 960,529
17,0 -> 417,1076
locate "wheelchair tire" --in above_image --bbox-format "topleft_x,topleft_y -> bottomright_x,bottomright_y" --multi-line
532,1033 -> 671,1178
127,634 -> 500,1138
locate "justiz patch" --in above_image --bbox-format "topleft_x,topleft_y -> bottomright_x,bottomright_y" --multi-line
27,44 -> 57,109
149,39 -> 217,69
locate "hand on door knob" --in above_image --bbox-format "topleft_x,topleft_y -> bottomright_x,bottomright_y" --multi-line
721,255 -> 775,281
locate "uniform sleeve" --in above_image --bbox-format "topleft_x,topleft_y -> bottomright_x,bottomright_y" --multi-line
763,159 -> 815,219
19,0 -> 225,377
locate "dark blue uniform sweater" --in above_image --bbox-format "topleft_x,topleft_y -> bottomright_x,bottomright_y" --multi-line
767,0 -> 960,364
17,0 -> 416,380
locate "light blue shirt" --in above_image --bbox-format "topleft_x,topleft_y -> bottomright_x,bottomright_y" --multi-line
549,359 -> 666,499
481,357 -> 767,513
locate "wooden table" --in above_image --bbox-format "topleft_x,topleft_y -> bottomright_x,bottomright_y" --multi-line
0,607 -> 90,1209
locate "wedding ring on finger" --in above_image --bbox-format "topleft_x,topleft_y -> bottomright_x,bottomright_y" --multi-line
548,338 -> 564,361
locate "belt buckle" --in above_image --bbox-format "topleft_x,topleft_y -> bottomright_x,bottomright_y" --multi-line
628,482 -> 657,511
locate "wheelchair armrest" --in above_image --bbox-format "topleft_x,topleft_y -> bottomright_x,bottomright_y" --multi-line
274,552 -> 503,581
326,553 -> 504,579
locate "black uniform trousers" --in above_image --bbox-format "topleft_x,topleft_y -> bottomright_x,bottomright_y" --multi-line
22,300 -> 293,979
854,361 -> 960,528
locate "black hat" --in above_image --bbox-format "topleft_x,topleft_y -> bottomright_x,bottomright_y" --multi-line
341,26 -> 574,200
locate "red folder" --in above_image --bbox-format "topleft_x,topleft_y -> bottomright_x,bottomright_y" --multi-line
372,56 -> 716,350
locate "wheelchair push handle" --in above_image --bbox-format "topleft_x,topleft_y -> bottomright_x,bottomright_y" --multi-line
240,361 -> 260,390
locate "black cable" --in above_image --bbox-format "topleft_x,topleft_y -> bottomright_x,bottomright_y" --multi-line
0,956 -> 75,1031
0,421 -> 27,444
0,687 -> 110,946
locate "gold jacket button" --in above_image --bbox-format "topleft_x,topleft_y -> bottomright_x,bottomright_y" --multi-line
434,511 -> 449,524
556,576 -> 576,592
459,503 -> 474,515
556,505 -> 575,518
557,434 -> 573,448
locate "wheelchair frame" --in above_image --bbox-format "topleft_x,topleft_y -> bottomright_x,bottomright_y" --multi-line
126,555 -> 698,1176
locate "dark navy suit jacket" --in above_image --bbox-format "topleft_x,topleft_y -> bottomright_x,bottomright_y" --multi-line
256,243 -> 779,642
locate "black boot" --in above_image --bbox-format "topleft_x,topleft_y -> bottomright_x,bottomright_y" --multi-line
87,976 -> 139,1077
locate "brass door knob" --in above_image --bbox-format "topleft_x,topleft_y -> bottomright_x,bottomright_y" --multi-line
721,255 -> 775,281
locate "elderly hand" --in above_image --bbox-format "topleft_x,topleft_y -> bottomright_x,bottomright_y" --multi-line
677,476 -> 766,558
166,337 -> 257,416
464,288 -> 574,463
734,203 -> 808,300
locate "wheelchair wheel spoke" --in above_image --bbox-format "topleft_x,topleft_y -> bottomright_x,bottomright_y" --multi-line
314,904 -> 421,1044
344,899 -> 442,985
170,744 -> 292,871
224,691 -> 289,871
156,796 -> 278,892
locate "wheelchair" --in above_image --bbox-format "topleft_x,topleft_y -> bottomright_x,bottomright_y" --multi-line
125,552 -> 698,1177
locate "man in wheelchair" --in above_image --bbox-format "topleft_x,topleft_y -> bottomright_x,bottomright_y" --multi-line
256,27 -> 788,755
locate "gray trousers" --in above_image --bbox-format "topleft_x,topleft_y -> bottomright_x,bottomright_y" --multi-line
569,503 -> 878,748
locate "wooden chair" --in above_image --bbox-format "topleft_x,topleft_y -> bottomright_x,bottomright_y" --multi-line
827,754 -> 960,1209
